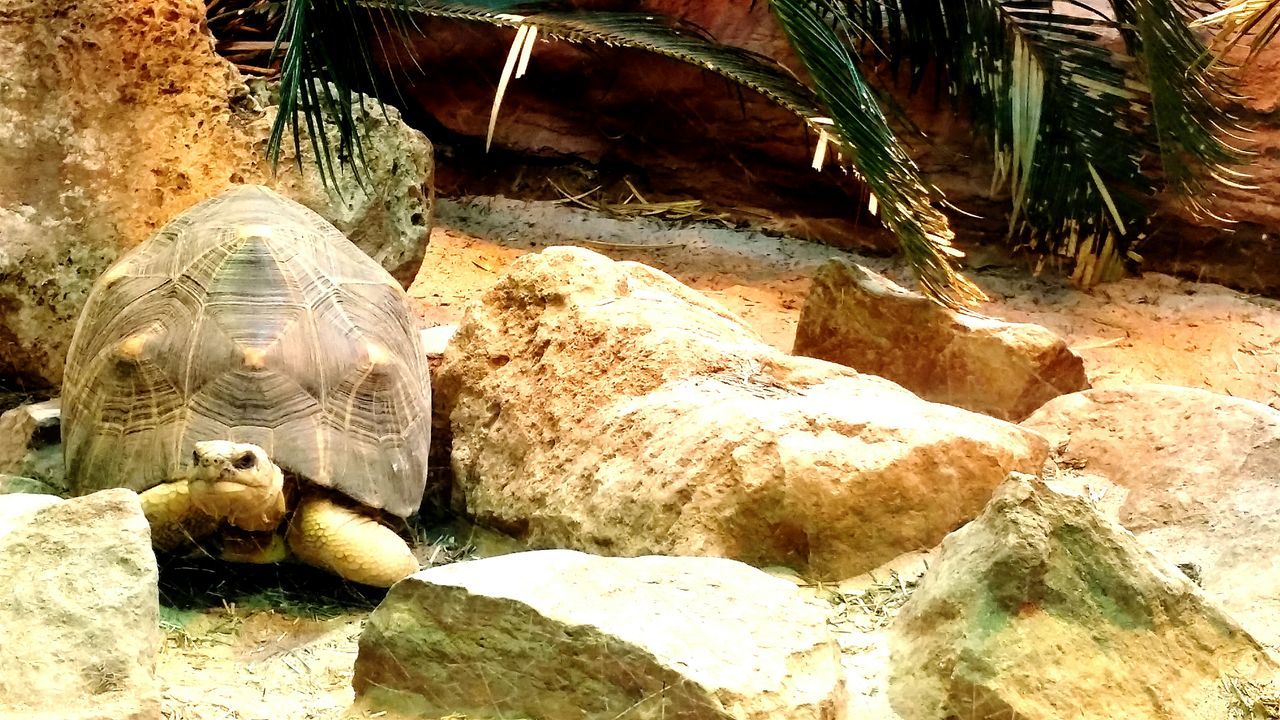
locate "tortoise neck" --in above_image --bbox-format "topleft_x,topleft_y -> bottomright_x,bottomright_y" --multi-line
222,463 -> 287,532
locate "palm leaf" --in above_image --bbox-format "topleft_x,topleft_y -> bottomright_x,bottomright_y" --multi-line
1113,0 -> 1253,219
841,0 -> 1159,284
272,0 -> 978,304
1196,0 -> 1280,60
769,0 -> 981,304
840,0 -> 1254,282
269,0 -> 384,191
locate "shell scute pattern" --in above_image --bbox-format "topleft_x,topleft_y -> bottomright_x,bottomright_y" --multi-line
63,186 -> 431,517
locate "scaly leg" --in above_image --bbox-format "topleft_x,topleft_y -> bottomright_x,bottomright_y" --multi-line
138,480 -> 219,553
286,495 -> 419,587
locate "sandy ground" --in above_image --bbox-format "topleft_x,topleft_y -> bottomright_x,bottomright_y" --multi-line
156,196 -> 1280,719
414,196 -> 1280,408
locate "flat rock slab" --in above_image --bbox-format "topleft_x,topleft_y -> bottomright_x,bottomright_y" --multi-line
355,549 -> 847,720
889,473 -> 1277,720
794,260 -> 1088,421
1024,384 -> 1280,649
0,489 -> 161,720
438,247 -> 1048,579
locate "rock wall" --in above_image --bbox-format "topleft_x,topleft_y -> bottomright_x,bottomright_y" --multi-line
0,0 -> 434,388
374,2 -> 883,248
374,0 -> 1280,292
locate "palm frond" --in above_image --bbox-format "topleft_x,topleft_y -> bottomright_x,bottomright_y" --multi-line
1112,0 -> 1253,219
370,0 -> 828,128
1195,0 -> 1280,61
269,0 -> 381,192
274,0 -> 977,303
769,0 -> 982,305
843,0 -> 1157,284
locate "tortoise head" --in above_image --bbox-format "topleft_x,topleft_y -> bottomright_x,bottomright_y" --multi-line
188,440 -> 286,533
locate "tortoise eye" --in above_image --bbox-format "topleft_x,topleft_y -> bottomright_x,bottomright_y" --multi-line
233,453 -> 256,470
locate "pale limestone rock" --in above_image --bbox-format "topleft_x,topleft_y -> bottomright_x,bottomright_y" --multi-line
794,260 -> 1089,421
0,493 -> 62,534
1023,384 -> 1280,649
0,0 -> 433,386
0,474 -> 60,496
419,324 -> 459,356
0,489 -> 160,720
889,473 -> 1278,720
354,549 -> 847,720
438,247 -> 1048,579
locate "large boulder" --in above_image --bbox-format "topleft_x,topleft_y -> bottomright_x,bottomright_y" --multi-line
354,549 -> 846,719
889,473 -> 1279,720
1023,384 -> 1280,649
0,489 -> 161,720
794,259 -> 1089,421
0,0 -> 434,387
437,247 -> 1048,580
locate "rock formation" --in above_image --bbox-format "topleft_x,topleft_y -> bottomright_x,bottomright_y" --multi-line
1024,384 -> 1280,648
794,259 -> 1089,421
0,0 -> 434,387
437,246 -> 1048,579
355,549 -> 846,719
889,473 -> 1279,720
0,490 -> 161,720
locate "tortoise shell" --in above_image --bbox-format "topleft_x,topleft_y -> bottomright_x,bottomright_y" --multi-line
62,185 -> 431,518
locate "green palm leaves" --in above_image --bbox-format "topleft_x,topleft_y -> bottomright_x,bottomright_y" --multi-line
770,0 -> 982,304
842,0 -> 1248,284
263,0 -> 1251,302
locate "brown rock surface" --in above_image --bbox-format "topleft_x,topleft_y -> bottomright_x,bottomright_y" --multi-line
0,405 -> 37,475
437,246 -> 1048,579
1023,384 -> 1280,650
794,259 -> 1089,421
0,0 -> 433,387
375,2 -> 882,248
355,549 -> 846,720
0,489 -> 161,720
889,473 -> 1279,720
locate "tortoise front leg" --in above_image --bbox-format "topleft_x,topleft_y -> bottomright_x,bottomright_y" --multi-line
286,495 -> 419,587
138,480 -> 219,553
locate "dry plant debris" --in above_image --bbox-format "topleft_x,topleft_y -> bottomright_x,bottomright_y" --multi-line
824,570 -> 921,632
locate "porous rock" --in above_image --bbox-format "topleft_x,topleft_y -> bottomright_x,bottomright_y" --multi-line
1023,384 -> 1280,648
794,260 -> 1089,421
437,247 -> 1048,579
889,473 -> 1278,720
354,549 -> 846,720
0,0 -> 433,386
0,489 -> 161,720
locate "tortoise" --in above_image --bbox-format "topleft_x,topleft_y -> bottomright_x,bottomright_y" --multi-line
62,185 -> 431,587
